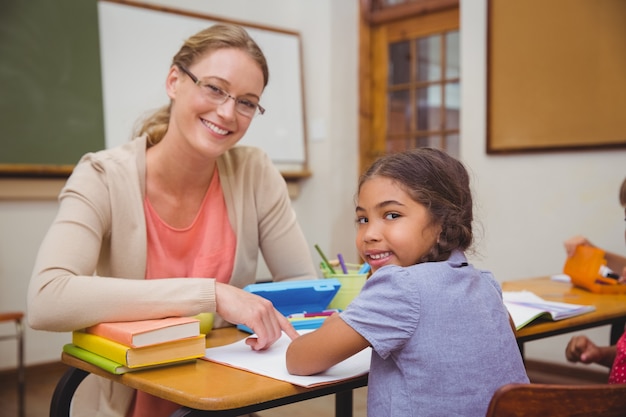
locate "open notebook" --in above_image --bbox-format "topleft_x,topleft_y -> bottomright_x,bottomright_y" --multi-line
503,290 -> 596,330
203,330 -> 371,387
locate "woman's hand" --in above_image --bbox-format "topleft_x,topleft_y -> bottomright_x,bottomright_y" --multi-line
215,282 -> 298,350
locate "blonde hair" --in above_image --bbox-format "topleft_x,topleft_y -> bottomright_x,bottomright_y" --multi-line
135,23 -> 268,145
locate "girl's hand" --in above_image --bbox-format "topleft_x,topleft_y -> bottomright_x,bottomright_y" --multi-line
563,235 -> 593,258
565,335 -> 601,364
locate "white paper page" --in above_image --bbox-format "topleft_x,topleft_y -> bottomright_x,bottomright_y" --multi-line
203,330 -> 371,387
503,290 -> 595,327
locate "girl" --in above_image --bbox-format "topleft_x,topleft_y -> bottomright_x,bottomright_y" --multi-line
564,177 -> 626,383
286,148 -> 528,416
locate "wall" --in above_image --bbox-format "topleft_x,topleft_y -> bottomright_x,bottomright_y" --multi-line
1,0 -> 624,373
461,0 -> 625,369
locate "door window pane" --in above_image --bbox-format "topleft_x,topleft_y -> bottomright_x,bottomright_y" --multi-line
445,134 -> 460,158
388,90 -> 410,135
389,41 -> 411,85
445,82 -> 460,130
414,135 -> 442,149
386,136 -> 411,153
445,31 -> 460,79
416,85 -> 441,131
416,35 -> 441,82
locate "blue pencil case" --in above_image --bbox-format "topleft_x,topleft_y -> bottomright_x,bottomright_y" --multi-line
237,279 -> 341,333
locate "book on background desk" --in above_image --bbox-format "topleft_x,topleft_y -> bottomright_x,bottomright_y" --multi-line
503,290 -> 596,330
62,343 -> 194,374
85,316 -> 200,348
72,331 -> 205,368
203,330 -> 370,388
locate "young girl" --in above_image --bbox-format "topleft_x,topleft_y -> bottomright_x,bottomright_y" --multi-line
564,177 -> 626,383
286,148 -> 528,416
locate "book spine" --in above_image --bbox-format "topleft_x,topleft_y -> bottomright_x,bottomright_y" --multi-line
63,344 -> 128,374
125,336 -> 205,368
72,331 -> 129,365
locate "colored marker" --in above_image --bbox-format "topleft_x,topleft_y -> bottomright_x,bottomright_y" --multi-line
337,253 -> 348,274
288,309 -> 339,319
358,263 -> 371,274
315,244 -> 336,274
600,265 -> 620,280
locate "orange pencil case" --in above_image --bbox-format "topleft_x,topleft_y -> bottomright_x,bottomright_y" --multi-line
563,245 -> 626,294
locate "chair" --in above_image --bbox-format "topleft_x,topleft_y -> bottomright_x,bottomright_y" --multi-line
485,383 -> 626,417
0,311 -> 25,417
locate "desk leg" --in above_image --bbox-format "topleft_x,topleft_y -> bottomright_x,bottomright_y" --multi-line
169,407 -> 209,417
335,390 -> 353,417
610,319 -> 626,345
49,367 -> 89,417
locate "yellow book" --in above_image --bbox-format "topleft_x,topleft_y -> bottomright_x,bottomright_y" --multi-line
72,331 -> 205,368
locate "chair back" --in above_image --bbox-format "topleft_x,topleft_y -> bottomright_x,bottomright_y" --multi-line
485,383 -> 626,417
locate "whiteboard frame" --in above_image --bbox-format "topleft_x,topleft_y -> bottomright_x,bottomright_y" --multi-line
98,0 -> 309,178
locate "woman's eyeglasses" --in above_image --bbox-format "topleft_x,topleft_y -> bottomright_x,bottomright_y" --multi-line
178,65 -> 265,118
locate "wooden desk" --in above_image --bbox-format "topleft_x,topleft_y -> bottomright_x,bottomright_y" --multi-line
502,276 -> 626,354
50,328 -> 367,417
51,277 -> 626,416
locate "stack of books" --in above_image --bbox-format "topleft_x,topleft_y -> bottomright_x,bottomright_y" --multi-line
64,316 -> 205,374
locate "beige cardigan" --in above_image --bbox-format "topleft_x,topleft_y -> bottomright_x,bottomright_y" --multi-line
27,137 -> 316,416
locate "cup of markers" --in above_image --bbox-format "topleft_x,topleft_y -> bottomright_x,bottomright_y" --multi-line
320,261 -> 370,311
314,244 -> 370,310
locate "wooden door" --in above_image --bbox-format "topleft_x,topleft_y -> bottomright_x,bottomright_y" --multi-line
359,4 -> 460,174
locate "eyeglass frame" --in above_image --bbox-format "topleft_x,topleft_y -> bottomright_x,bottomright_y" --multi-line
177,64 -> 266,118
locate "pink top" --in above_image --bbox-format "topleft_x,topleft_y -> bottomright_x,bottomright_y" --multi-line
128,170 -> 235,417
609,332 -> 626,384
143,171 -> 235,283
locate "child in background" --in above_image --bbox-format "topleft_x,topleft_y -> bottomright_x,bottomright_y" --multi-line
563,177 -> 626,283
286,148 -> 529,416
565,177 -> 626,383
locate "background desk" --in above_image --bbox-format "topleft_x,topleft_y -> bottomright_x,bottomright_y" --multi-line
503,276 -> 626,355
51,327 -> 367,417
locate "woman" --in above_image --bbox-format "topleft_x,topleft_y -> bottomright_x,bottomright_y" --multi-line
27,23 -> 316,417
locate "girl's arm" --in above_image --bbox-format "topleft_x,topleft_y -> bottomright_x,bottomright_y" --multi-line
563,235 -> 626,280
286,313 -> 370,376
603,251 -> 626,280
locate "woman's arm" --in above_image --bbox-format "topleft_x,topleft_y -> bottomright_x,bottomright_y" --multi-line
286,314 -> 370,375
27,153 -> 214,331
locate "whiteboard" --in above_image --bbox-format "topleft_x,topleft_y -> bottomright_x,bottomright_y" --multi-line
97,0 -> 307,174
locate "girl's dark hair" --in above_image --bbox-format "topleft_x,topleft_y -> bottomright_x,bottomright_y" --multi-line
620,178 -> 626,206
358,148 -> 473,263
135,23 -> 268,145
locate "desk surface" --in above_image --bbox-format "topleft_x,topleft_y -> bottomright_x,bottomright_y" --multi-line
502,276 -> 626,343
58,276 -> 626,415
61,327 -> 367,414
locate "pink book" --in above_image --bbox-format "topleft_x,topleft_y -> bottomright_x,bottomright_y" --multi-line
85,317 -> 200,348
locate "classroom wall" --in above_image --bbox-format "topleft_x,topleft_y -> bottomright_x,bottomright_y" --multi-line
461,0 -> 624,368
0,0 -> 623,372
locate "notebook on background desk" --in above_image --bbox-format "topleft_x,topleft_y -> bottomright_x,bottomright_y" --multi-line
503,290 -> 596,330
